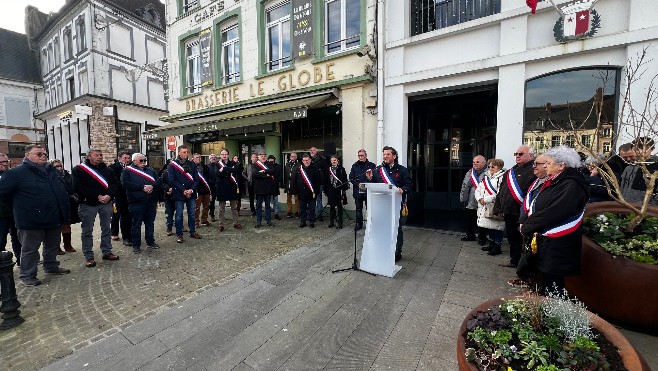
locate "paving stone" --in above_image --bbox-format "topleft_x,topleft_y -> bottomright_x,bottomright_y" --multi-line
39,333 -> 133,371
95,337 -> 169,371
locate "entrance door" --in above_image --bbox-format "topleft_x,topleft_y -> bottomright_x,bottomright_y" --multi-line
407,86 -> 498,229
239,140 -> 265,165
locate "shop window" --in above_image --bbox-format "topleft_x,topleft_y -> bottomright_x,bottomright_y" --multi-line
117,122 -> 140,152
325,0 -> 360,54
524,68 -> 619,153
266,2 -> 291,71
221,25 -> 240,84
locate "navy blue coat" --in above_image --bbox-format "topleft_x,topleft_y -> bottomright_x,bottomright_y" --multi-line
367,162 -> 413,200
214,160 -> 242,201
0,160 -> 70,230
167,158 -> 199,201
349,159 -> 376,198
121,165 -> 162,204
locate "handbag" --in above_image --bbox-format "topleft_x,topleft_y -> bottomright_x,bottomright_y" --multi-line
517,233 -> 539,280
483,204 -> 504,220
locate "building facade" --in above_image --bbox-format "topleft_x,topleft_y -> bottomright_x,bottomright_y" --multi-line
0,29 -> 45,167
384,0 -> 658,226
27,0 -> 169,171
151,0 -> 377,171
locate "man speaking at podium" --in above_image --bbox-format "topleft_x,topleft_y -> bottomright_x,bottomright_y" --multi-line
365,146 -> 412,262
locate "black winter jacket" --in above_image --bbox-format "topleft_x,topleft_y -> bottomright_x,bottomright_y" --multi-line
494,161 -> 536,216
121,165 -> 162,204
109,161 -> 129,206
251,161 -> 276,195
325,166 -> 349,206
291,164 -> 322,201
72,161 -> 119,206
214,160 -> 242,201
520,167 -> 589,276
349,159 -> 376,198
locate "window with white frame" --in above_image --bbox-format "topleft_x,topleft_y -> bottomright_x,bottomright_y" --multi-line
221,25 -> 240,84
109,23 -> 132,58
47,43 -> 53,71
67,76 -> 75,100
146,38 -> 165,63
76,17 -> 87,51
266,2 -> 291,71
51,85 -> 58,106
79,70 -> 88,95
325,0 -> 360,54
64,27 -> 73,60
184,0 -> 198,13
185,40 -> 201,94
41,50 -> 48,73
57,83 -> 63,103
53,37 -> 61,66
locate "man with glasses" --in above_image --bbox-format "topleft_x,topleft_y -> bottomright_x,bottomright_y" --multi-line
349,149 -> 376,231
0,153 -> 21,264
121,153 -> 161,254
493,146 -> 536,266
0,145 -> 71,286
620,137 -> 658,205
460,155 -> 487,244
73,149 -> 121,267
606,143 -> 634,182
251,151 -> 276,227
168,145 -> 202,243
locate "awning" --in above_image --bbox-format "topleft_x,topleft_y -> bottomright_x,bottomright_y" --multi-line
144,91 -> 336,139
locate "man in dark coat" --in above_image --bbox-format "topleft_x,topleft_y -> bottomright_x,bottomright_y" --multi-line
207,154 -> 219,222
109,151 -> 132,245
193,153 -> 212,227
493,145 -> 536,263
325,155 -> 349,229
310,147 -> 328,221
121,153 -> 162,254
158,161 -> 175,236
168,145 -> 202,243
349,149 -> 376,230
284,152 -> 300,218
251,151 -> 276,227
268,154 -> 283,220
0,152 -> 21,264
214,149 -> 243,231
73,149 -> 121,268
365,146 -> 412,262
291,154 -> 321,228
0,145 -> 71,286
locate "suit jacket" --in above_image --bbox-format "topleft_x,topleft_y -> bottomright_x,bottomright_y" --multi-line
167,158 -> 199,201
493,161 -> 536,216
291,164 -> 321,201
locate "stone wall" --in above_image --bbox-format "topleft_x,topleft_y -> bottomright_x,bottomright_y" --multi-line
88,100 -> 117,160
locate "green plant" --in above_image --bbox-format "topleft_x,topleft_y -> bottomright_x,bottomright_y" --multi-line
583,213 -> 658,265
519,340 -> 550,369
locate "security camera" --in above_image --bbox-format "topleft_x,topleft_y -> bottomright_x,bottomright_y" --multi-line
356,45 -> 372,57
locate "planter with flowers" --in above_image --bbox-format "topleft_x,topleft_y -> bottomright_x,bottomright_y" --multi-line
456,293 -> 650,371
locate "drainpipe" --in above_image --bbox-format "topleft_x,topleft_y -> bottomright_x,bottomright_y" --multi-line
376,0 -> 385,164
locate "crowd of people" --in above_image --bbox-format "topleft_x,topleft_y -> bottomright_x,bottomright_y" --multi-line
0,144 -> 412,287
460,137 -> 657,294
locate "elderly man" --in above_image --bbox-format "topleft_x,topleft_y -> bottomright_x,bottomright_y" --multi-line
0,145 -> 71,286
168,145 -> 202,243
193,153 -> 212,227
349,149 -> 376,231
620,137 -> 658,206
310,146 -> 328,221
215,149 -> 243,231
73,149 -> 121,267
493,146 -> 536,266
460,155 -> 487,244
0,153 -> 21,264
291,154 -> 322,228
252,151 -> 276,227
121,153 -> 161,253
110,151 -> 132,245
284,152 -> 300,218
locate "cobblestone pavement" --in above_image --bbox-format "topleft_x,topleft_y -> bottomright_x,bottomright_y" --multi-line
1,204 -> 336,371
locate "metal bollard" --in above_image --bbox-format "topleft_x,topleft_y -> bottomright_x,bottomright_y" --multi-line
0,250 -> 24,329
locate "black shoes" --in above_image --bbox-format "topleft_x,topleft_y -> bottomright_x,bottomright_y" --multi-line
487,244 -> 502,256
461,235 -> 476,242
274,214 -> 281,220
299,223 -> 307,228
309,224 -> 315,228
267,222 -> 274,227
328,222 -> 335,228
395,252 -> 402,262
45,267 -> 71,275
22,277 -> 42,286
255,223 -> 262,228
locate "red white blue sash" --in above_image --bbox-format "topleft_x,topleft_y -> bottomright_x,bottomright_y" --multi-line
299,166 -> 314,195
483,176 -> 498,196
506,168 -> 525,205
541,210 -> 585,238
197,170 -> 210,191
79,163 -> 109,189
255,160 -> 268,171
329,167 -> 340,183
379,166 -> 394,185
218,161 -> 238,188
125,165 -> 155,183
523,178 -> 541,214
470,168 -> 481,188
170,160 -> 194,182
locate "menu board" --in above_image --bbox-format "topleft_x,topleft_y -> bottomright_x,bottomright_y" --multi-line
199,28 -> 213,86
292,0 -> 313,59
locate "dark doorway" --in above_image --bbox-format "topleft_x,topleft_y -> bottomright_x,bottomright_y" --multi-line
406,86 -> 498,230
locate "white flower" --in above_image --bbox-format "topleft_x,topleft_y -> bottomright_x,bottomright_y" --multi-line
597,214 -> 608,222
510,345 -> 518,352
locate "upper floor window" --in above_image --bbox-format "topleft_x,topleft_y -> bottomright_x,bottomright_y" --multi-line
325,0 -> 360,54
411,0 -> 501,36
76,18 -> 87,52
185,40 -> 201,94
41,50 -> 48,73
266,2 -> 291,71
221,25 -> 240,84
53,37 -> 61,66
67,76 -> 76,100
184,0 -> 198,13
63,27 -> 73,60
47,44 -> 54,71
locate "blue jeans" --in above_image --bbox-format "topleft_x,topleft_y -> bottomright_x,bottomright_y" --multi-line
79,203 -> 114,259
256,194 -> 272,223
0,217 -> 21,263
129,203 -> 157,250
315,185 -> 324,217
164,198 -> 175,230
271,194 -> 280,214
175,198 -> 196,236
489,229 -> 504,245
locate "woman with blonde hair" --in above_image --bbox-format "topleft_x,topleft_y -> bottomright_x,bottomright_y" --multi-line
475,159 -> 506,255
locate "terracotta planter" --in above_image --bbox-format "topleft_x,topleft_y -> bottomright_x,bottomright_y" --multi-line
456,298 -> 651,371
565,201 -> 658,330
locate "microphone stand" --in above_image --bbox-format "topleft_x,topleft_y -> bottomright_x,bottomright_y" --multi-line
332,218 -> 375,276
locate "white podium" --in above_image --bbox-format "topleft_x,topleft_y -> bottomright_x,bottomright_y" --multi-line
359,183 -> 402,278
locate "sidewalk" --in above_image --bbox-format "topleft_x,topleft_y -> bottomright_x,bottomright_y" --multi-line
38,227 -> 658,371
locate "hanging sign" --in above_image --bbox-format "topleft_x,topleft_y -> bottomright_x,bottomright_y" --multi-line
292,0 -> 313,59
199,28 -> 213,86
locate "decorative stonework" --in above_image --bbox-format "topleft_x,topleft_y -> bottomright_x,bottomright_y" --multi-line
88,100 -> 117,160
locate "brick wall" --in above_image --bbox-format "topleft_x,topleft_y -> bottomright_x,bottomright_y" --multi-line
88,100 -> 117,160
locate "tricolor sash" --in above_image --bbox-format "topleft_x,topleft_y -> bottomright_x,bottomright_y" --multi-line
329,167 -> 341,183
506,168 -> 525,205
219,161 -> 239,191
299,166 -> 315,196
197,170 -> 210,191
170,160 -> 194,182
523,178 -> 542,214
255,160 -> 268,171
469,168 -> 481,188
483,176 -> 498,196
125,165 -> 155,183
79,163 -> 109,189
379,166 -> 394,185
541,210 -> 585,238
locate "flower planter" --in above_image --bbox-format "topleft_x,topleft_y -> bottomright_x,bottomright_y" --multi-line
565,201 -> 658,330
456,298 -> 651,371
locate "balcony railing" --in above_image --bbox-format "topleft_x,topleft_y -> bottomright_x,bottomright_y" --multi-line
411,0 -> 501,36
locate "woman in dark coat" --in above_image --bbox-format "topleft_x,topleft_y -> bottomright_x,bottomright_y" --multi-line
520,146 -> 589,295
233,155 -> 246,215
50,159 -> 79,254
325,155 -> 349,229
